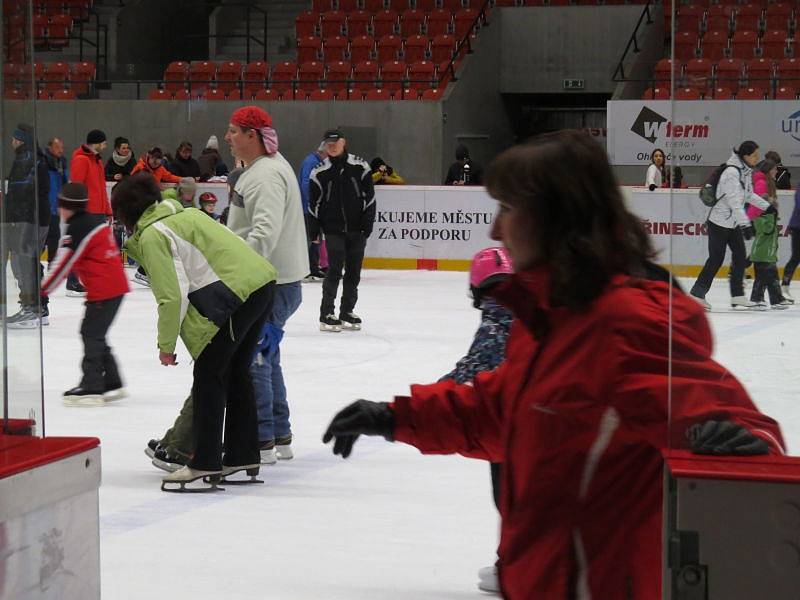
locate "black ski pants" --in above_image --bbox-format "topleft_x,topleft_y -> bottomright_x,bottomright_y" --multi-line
80,296 -> 124,391
190,282 -> 274,471
690,221 -> 746,299
320,232 -> 366,318
782,227 -> 800,286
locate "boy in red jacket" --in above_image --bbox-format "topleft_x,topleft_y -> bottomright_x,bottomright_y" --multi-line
130,147 -> 182,184
42,182 -> 130,407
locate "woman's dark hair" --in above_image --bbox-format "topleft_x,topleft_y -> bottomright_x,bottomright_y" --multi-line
485,130 -> 654,308
757,158 -> 778,199
650,148 -> 667,179
112,172 -> 161,231
114,136 -> 129,149
735,141 -> 759,157
765,150 -> 782,165
148,146 -> 164,160
177,141 -> 192,154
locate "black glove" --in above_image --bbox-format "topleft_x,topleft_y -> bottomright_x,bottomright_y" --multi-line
648,184 -> 657,192
740,223 -> 755,241
691,420 -> 769,456
322,400 -> 395,458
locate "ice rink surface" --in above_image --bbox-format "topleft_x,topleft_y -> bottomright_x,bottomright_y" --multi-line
36,269 -> 800,599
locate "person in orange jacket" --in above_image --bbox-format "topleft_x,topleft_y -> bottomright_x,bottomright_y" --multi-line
131,147 -> 182,185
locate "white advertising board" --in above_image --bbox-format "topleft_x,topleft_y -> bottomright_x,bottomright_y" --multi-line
608,100 -> 800,168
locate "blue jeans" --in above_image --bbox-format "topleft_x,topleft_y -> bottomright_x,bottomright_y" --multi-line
252,281 -> 302,443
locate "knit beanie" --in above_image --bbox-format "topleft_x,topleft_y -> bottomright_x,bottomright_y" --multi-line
177,177 -> 198,194
86,129 -> 106,145
58,182 -> 89,211
13,123 -> 33,147
206,135 -> 219,150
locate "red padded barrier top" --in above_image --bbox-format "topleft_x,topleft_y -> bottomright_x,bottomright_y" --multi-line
0,435 -> 99,479
664,449 -> 800,484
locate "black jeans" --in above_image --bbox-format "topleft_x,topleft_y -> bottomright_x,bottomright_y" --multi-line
782,227 -> 800,286
46,218 -> 61,265
690,221 -> 746,299
80,296 -> 124,391
190,282 -> 274,471
751,262 -> 783,304
321,232 -> 366,318
305,214 -> 321,274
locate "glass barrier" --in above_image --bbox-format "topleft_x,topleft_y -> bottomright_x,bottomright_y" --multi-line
1,0 -> 46,436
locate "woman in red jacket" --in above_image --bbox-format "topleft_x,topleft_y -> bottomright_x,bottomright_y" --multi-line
322,130 -> 785,600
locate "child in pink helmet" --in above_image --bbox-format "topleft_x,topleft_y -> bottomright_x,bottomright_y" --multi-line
439,246 -> 514,594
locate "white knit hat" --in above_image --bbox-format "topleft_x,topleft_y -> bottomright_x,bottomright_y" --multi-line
206,135 -> 219,150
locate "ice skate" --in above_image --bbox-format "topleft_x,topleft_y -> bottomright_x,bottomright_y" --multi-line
689,294 -> 711,311
66,281 -> 87,297
103,384 -> 127,402
152,447 -> 187,472
276,435 -> 294,460
340,312 -> 362,330
477,565 -> 500,594
259,441 -> 278,465
771,302 -> 790,310
6,307 -> 42,329
134,271 -> 151,287
63,386 -> 105,407
752,301 -> 768,311
161,466 -> 224,493
145,439 -> 161,459
320,314 -> 342,332
781,285 -> 794,303
731,296 -> 757,310
218,463 -> 264,485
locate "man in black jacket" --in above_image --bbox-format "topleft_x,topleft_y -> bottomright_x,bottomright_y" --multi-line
3,123 -> 50,327
168,141 -> 201,178
308,129 -> 376,332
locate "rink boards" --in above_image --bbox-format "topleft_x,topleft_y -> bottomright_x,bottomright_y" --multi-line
107,183 -> 797,275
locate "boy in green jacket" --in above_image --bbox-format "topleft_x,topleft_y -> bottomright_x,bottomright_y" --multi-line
113,173 -> 277,491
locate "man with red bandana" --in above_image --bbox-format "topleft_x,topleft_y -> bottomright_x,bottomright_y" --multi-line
224,106 -> 308,464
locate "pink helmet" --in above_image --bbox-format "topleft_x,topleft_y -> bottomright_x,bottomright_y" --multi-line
469,247 -> 513,289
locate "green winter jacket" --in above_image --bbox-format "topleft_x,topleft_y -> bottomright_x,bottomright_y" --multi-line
125,198 -> 277,358
750,210 -> 779,264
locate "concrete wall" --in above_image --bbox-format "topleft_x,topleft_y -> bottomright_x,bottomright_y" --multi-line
1,99 -> 444,184
499,6 -> 645,95
611,4 -> 665,101
439,14 -> 515,181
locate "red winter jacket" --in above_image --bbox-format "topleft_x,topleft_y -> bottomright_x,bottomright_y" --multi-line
70,145 -> 112,216
41,212 -> 129,302
130,157 -> 182,184
392,267 -> 784,600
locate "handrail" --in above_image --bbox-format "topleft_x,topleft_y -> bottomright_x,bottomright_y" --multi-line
190,0 -> 268,63
437,0 -> 493,86
612,0 -> 654,82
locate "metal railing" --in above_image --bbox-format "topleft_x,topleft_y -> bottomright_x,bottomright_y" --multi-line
612,0 -> 655,81
188,1 -> 268,64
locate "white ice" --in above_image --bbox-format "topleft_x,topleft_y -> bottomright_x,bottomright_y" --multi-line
27,270 -> 800,599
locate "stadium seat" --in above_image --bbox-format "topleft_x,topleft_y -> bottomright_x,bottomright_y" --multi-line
400,9 -> 425,37
2,63 -> 23,88
173,88 -> 192,101
641,87 -> 670,99
453,8 -> 478,38
227,89 -> 243,100
32,13 -> 48,45
338,0 -> 359,12
364,0 -> 387,12
675,87 -> 702,99
408,60 -> 436,91
441,0 -> 465,10
296,11 -> 320,37
373,10 -> 399,37
323,35 -> 349,62
217,61 -> 243,93
674,31 -> 698,62
202,88 -> 227,101
298,36 -> 323,63
321,11 -> 346,37
352,60 -> 380,91
715,57 -> 743,90
745,57 -> 773,87
347,11 -> 372,36
711,86 -> 734,99
404,35 -> 429,62
66,0 -> 91,20
365,88 -> 393,100
243,61 -> 269,96
676,4 -> 704,34
402,89 -> 421,100
189,61 -> 216,95
48,13 -> 73,47
653,58 -> 679,84
350,35 -> 375,62
700,29 -> 728,61
736,85 -> 766,99
298,61 -> 325,92
33,62 -> 47,82
431,34 -> 456,63
684,58 -> 713,91
326,61 -> 352,95
421,87 -> 443,100
775,85 -> 796,99
49,88 -> 77,100
381,60 -> 407,93
308,88 -> 336,100
733,4 -> 762,32
43,61 -> 70,91
254,88 -> 282,101
377,34 -> 403,61
148,88 -> 172,100
764,2 -> 792,31
271,61 -> 298,97
426,9 -> 452,36
164,61 -> 189,92
706,5 -> 733,32
761,30 -> 789,60
730,30 -> 758,59
313,0 -> 333,12
777,57 -> 800,90
414,0 -> 437,10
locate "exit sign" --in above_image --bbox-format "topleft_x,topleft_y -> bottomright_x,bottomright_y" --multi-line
562,79 -> 585,90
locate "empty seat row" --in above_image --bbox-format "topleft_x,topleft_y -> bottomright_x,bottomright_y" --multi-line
314,0 -> 478,12
642,85 -> 800,99
296,8 -> 480,38
671,2 -> 795,35
4,0 -> 91,20
653,56 -> 800,90
674,28 -> 800,60
149,87 -> 445,101
3,61 -> 96,94
4,87 -> 78,100
297,34 -> 460,63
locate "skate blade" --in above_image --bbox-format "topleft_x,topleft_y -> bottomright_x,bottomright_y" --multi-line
63,395 -> 105,407
162,474 -> 224,493
276,447 -> 293,460
319,324 -> 342,332
103,388 -> 128,402
66,290 -> 87,297
217,466 -> 263,485
152,458 -> 183,473
145,447 -> 155,459
341,322 -> 361,331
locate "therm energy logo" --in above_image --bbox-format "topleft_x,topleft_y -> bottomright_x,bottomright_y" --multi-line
630,107 -> 711,143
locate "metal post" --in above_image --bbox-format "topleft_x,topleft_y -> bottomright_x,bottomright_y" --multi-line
263,8 -> 267,63
246,5 -> 251,65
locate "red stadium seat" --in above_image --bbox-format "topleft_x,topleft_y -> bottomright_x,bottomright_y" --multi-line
364,88 -> 393,100
48,13 -> 73,47
653,58 -> 679,84
338,0 -> 359,12
761,30 -> 789,60
674,31 -> 698,62
373,10 -> 398,37
403,89 -> 421,100
431,34 -> 456,63
715,57 -> 743,90
404,35 -> 429,62
189,61 -> 216,95
243,61 -> 269,96
323,35 -> 349,62
313,0 -> 333,12
736,85 -> 766,99
347,11 -> 371,36
326,61 -> 352,95
173,88 -> 192,101
711,86 -> 734,99
308,88 -> 336,100
298,36 -> 323,62
148,88 -> 172,100
745,57 -> 773,87
321,11 -> 346,37
364,0 -> 387,11
352,60 -> 380,91
421,87 -> 444,100
700,29 -> 728,61
43,61 -> 70,91
764,2 -> 792,31
705,5 -> 733,32
730,30 -> 758,59
49,88 -> 77,100
684,58 -> 712,91
426,9 -> 452,36
777,57 -> 800,90
453,8 -> 478,38
414,0 -> 437,10
202,88 -> 227,101
350,35 -> 375,62
377,34 -> 403,61
441,0 -> 465,10
676,4 -> 704,34
164,61 -> 189,92
271,61 -> 298,97
254,88 -> 282,101
296,11 -> 320,37
641,87 -> 669,99
733,3 -> 762,32
217,61 -> 242,94
775,85 -> 796,99
408,60 -> 436,91
381,60 -> 406,93
227,89 -> 243,100
66,0 -> 91,20
675,87 -> 702,99
400,9 -> 425,37
298,61 -> 325,92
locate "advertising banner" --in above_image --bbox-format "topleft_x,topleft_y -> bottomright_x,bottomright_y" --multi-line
608,100 -> 800,168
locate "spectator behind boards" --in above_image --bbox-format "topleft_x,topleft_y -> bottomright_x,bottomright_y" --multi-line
445,144 -> 483,186
370,157 -> 405,185
105,137 -> 136,181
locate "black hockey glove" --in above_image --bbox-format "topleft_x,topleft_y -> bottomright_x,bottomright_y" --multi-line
322,400 -> 395,458
691,420 -> 769,456
740,223 -> 755,241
